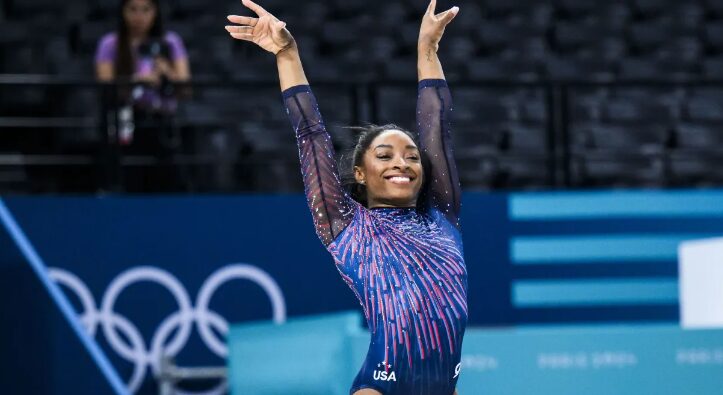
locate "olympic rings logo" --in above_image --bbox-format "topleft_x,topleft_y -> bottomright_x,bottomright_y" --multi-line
49,264 -> 286,394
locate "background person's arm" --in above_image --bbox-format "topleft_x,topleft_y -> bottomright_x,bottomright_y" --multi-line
96,62 -> 114,81
156,32 -> 191,82
94,34 -> 117,82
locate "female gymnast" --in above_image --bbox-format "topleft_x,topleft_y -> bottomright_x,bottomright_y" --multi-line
226,1 -> 467,394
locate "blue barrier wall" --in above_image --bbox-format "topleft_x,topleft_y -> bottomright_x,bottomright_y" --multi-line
227,312 -> 723,395
2,190 -> 723,393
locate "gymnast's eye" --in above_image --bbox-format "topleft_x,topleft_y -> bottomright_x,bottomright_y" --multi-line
376,154 -> 391,160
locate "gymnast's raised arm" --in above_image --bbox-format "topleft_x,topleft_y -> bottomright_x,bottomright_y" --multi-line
226,0 -> 353,246
416,0 -> 462,228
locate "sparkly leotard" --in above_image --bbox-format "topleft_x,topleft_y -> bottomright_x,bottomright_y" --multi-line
283,79 -> 468,395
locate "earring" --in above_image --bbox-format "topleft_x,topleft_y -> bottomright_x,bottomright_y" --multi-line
360,180 -> 365,185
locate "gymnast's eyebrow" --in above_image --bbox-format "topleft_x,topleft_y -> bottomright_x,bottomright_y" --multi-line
374,144 -> 418,150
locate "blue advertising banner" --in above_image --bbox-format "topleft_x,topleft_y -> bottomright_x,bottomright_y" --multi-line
2,190 -> 723,394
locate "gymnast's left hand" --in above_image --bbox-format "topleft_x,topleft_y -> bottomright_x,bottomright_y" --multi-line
418,0 -> 459,52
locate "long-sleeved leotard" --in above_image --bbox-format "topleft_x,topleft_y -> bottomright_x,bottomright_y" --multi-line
283,80 -> 468,395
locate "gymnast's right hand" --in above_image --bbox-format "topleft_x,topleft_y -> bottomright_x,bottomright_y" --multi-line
225,0 -> 294,55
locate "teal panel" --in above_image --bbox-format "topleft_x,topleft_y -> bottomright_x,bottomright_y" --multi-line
510,190 -> 723,220
228,311 -> 365,395
512,278 -> 679,306
510,234 -> 717,263
457,325 -> 723,395
228,313 -> 723,395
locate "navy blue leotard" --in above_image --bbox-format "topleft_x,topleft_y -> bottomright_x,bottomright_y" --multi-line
283,79 -> 468,395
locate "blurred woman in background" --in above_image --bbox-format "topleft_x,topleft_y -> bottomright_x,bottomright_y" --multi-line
96,0 -> 190,116
95,0 -> 191,191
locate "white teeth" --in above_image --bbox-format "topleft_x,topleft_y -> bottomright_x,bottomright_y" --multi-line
388,176 -> 411,184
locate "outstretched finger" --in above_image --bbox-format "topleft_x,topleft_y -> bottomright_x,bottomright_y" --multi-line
242,0 -> 267,16
225,25 -> 253,34
230,32 -> 254,41
426,0 -> 437,16
227,15 -> 257,26
437,6 -> 459,25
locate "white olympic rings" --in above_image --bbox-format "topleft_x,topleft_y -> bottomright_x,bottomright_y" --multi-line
49,263 -> 286,394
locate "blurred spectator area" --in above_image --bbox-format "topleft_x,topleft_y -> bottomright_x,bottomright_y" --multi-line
4,0 -> 723,80
2,0 -> 723,192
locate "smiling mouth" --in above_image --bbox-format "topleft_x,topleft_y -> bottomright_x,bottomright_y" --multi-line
385,176 -> 415,185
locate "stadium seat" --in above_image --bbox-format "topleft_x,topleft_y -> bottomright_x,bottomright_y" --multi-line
6,0 -> 65,18
454,89 -> 518,123
172,0 -> 216,16
705,22 -> 723,53
382,58 -> 417,82
467,58 -> 541,81
554,22 -> 623,54
454,121 -> 504,149
295,2 -> 331,32
376,86 -> 416,126
617,57 -> 697,81
76,21 -> 111,56
669,3 -> 705,30
705,0 -> 723,18
555,0 -> 598,17
45,38 -> 72,75
544,57 -> 616,81
571,122 -> 669,151
592,3 -> 633,31
503,123 -> 547,152
438,36 -> 477,63
4,0 -> 723,193
668,152 -> 723,186
686,95 -> 723,122
490,154 -> 550,189
310,87 -> 354,125
569,89 -> 608,122
451,2 -> 483,31
631,0 -> 679,17
477,22 -> 542,56
571,152 -> 664,187
0,20 -> 27,45
60,89 -> 101,118
603,96 -> 675,123
703,56 -> 723,79
331,0 -> 367,17
628,21 -> 676,54
674,123 -> 723,149
364,36 -> 399,62
321,21 -> 358,49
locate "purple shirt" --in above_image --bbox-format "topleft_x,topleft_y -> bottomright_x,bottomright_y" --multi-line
95,31 -> 188,66
95,31 -> 188,112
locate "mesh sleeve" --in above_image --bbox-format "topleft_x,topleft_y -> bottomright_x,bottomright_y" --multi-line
416,79 -> 461,229
283,85 -> 355,246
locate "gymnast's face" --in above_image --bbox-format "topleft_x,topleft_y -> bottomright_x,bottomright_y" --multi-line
354,130 -> 423,208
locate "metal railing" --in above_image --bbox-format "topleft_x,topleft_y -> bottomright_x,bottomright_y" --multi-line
2,74 -> 722,193
158,356 -> 227,395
